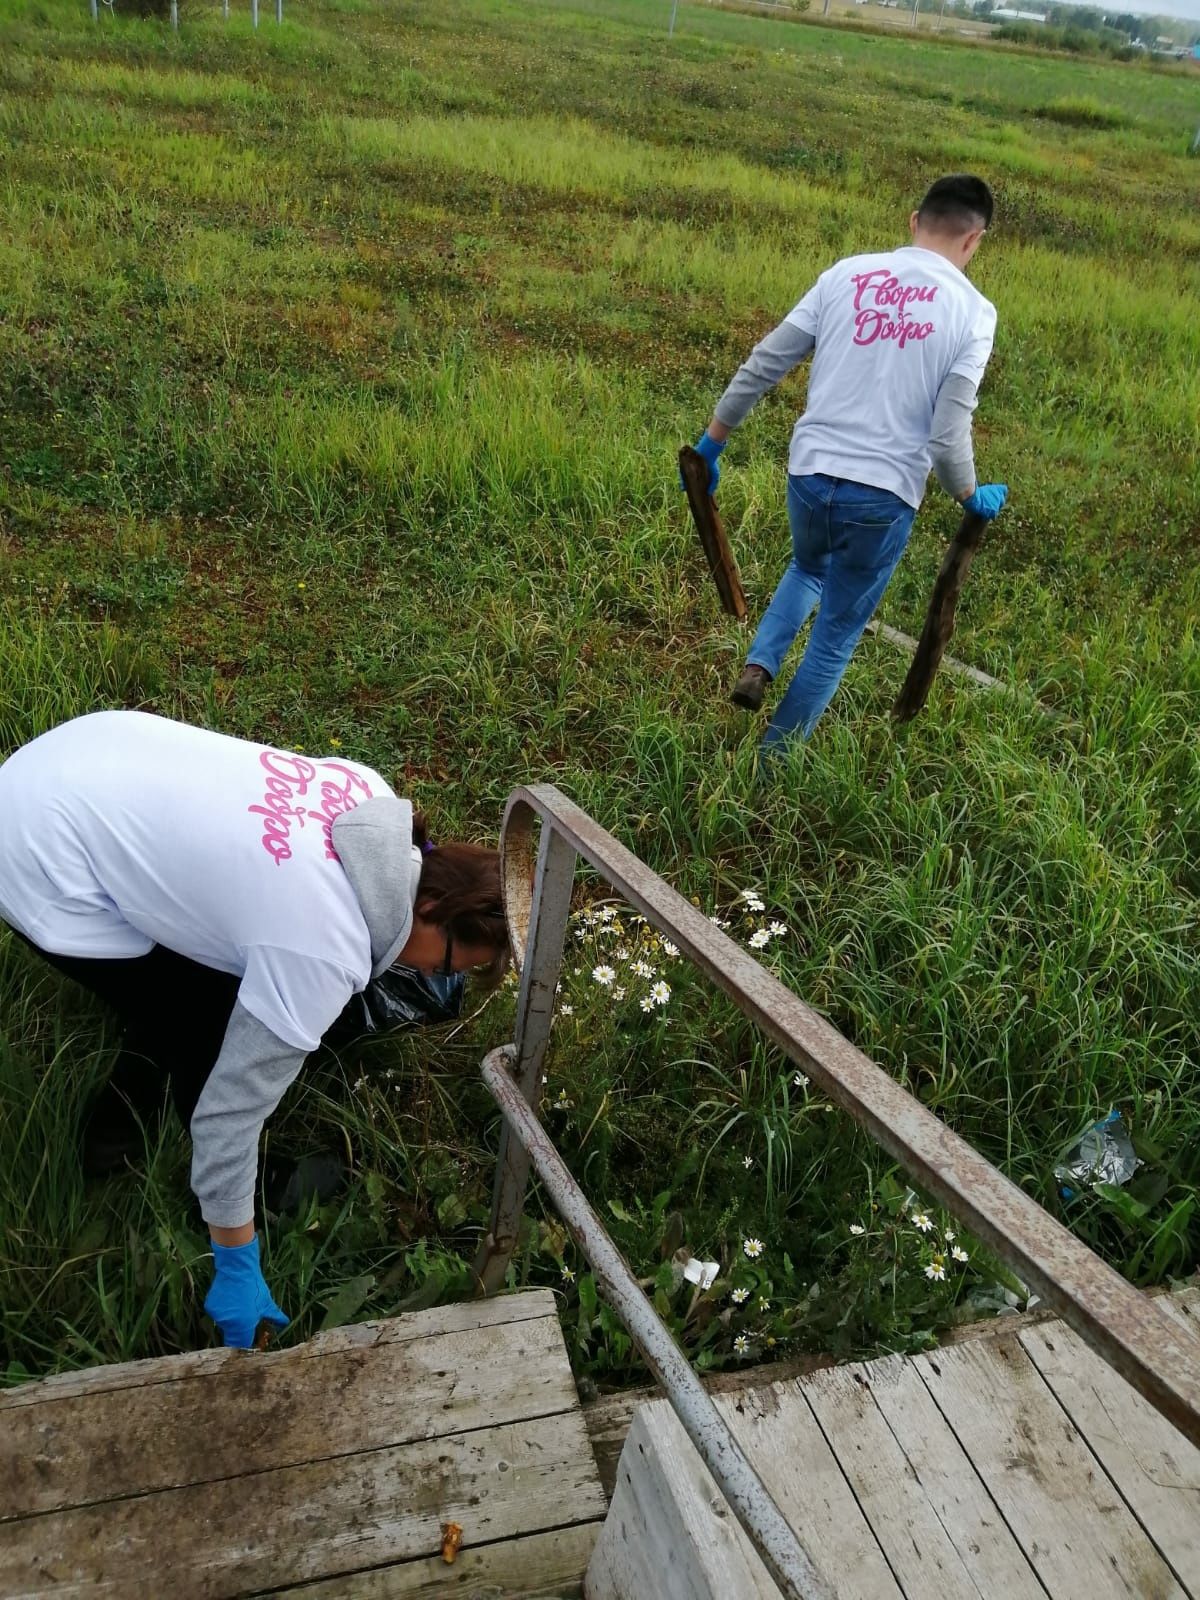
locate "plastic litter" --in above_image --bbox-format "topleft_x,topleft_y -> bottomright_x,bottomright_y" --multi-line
324,967 -> 466,1047
1054,1108 -> 1140,1200
682,1256 -> 720,1291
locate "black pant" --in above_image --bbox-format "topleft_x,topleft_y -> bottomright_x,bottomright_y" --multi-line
18,937 -> 241,1130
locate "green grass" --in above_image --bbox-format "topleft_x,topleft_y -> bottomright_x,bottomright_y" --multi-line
0,0 -> 1197,1385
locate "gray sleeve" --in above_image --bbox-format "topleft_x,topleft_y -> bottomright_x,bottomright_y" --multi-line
713,319 -> 816,430
928,372 -> 980,501
189,1001 -> 309,1230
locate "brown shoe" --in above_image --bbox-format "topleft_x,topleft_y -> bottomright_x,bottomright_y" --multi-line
730,664 -> 772,711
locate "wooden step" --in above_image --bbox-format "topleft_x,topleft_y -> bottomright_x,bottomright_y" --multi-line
0,1289 -> 605,1599
585,1290 -> 1200,1600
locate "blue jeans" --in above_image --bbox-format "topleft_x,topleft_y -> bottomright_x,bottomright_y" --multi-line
749,474 -> 915,747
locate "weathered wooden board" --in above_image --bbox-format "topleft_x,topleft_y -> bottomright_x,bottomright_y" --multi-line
861,1352 -> 1046,1600
266,1522 -> 599,1599
3,1309 -> 573,1518
915,1335 -> 1186,1600
585,1404 -> 781,1600
0,1290 -> 557,1411
0,1411 -> 607,1599
1020,1318 -> 1200,1593
801,1357 -> 1041,1600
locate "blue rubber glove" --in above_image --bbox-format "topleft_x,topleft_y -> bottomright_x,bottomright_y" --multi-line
204,1236 -> 288,1349
682,430 -> 727,494
962,483 -> 1008,520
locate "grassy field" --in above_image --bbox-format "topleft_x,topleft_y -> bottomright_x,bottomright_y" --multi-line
1,0 -> 1197,1386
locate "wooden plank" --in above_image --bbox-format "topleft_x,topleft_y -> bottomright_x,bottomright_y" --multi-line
585,1404 -> 781,1600
1019,1318 -> 1200,1594
3,1312 -> 574,1519
583,1352 -> 831,1500
0,1290 -> 557,1410
840,1354 -> 1046,1600
714,1383 -> 904,1599
265,1521 -> 599,1598
678,444 -> 748,620
0,1410 -> 607,1599
801,1357 -> 1035,1599
915,1335 -> 1185,1600
891,509 -> 990,723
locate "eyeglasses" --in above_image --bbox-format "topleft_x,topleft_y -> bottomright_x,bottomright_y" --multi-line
440,931 -> 455,978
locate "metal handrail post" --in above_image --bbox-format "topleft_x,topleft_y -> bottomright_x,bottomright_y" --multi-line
482,784 -> 1200,1449
472,815 -> 576,1294
482,1046 -> 833,1600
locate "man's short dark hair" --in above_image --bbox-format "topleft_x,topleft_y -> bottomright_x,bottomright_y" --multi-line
917,174 -> 994,235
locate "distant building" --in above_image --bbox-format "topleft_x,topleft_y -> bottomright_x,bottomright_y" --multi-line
992,7 -> 1047,18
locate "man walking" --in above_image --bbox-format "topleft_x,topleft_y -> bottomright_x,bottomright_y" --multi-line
690,174 -> 1008,750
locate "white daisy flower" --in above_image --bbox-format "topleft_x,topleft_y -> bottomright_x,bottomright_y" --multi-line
662,939 -> 680,958
743,1237 -> 764,1259
742,1155 -> 753,1169
951,1245 -> 969,1263
614,947 -> 630,961
639,996 -> 655,1013
650,981 -> 671,1006
561,1265 -> 575,1283
768,921 -> 787,938
738,888 -> 761,902
793,1072 -> 807,1087
592,965 -> 616,986
748,929 -> 770,949
733,1334 -> 750,1355
912,1211 -> 933,1233
849,1224 -> 866,1236
631,959 -> 656,979
731,1287 -> 750,1305
943,1229 -> 956,1242
559,1004 -> 574,1016
612,986 -> 626,1001
708,915 -> 731,929
924,1256 -> 946,1281
758,1297 -> 770,1312
745,898 -> 766,913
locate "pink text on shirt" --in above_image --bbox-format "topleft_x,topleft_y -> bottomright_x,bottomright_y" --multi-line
250,750 -> 374,865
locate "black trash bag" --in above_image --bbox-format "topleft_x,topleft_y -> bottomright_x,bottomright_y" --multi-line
323,966 -> 466,1049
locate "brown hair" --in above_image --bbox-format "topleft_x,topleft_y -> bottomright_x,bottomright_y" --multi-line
412,811 -> 508,967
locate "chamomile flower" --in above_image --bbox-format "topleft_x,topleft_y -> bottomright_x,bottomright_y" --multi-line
768,921 -> 787,938
559,1004 -> 574,1016
733,1334 -> 750,1355
924,1255 -> 946,1281
912,1211 -> 934,1233
758,1297 -> 770,1312
793,1072 -> 807,1087
743,1155 -> 754,1169
592,965 -> 616,986
662,939 -> 680,958
650,980 -> 671,1006
708,915 -> 731,929
951,1245 -> 969,1263
730,1287 -> 750,1305
614,947 -> 630,961
631,959 -> 656,979
748,929 -> 771,950
943,1229 -> 956,1242
743,1237 -> 764,1259
561,1265 -> 576,1283
849,1224 -> 866,1236
612,986 -> 626,1001
639,996 -> 655,1013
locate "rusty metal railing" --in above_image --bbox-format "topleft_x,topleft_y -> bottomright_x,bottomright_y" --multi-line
473,783 -> 1200,1592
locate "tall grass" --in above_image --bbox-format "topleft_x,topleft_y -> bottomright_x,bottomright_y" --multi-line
0,0 -> 1196,1383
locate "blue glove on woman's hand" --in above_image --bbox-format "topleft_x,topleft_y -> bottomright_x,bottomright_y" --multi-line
204,1235 -> 288,1349
682,430 -> 727,494
962,483 -> 1008,520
